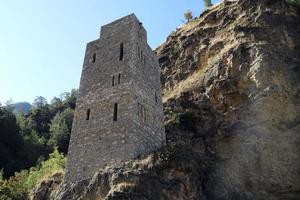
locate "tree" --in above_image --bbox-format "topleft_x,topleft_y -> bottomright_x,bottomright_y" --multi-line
204,0 -> 212,7
0,107 -> 52,179
0,107 -> 24,178
289,0 -> 300,4
49,109 -> 74,154
25,105 -> 55,139
32,96 -> 47,109
61,89 -> 77,110
184,10 -> 193,22
50,97 -> 63,113
4,99 -> 14,112
15,113 -> 26,134
0,89 -> 77,181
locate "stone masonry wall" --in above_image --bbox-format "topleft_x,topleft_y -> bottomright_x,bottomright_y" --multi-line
65,14 -> 165,184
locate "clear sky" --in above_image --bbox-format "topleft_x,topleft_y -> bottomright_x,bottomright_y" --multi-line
0,0 -> 219,104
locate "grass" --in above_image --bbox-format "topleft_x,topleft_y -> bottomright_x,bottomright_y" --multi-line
163,66 -> 208,102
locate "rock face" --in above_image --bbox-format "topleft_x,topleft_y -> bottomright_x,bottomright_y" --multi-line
157,0 -> 300,199
32,0 -> 300,199
30,173 -> 63,200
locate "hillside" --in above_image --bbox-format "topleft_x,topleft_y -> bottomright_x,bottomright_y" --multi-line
31,0 -> 300,199
11,102 -> 31,114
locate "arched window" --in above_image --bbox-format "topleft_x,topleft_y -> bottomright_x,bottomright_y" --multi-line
119,43 -> 124,61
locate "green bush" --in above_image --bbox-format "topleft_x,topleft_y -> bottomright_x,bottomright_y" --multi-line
0,149 -> 65,200
0,170 -> 28,200
288,0 -> 300,4
26,149 -> 65,190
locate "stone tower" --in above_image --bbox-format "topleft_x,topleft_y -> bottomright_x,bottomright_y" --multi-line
65,14 -> 165,183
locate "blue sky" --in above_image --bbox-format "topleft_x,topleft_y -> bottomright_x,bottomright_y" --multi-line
0,0 -> 219,104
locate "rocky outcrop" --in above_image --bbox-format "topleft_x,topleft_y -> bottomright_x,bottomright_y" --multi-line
32,0 -> 300,199
157,0 -> 300,199
30,173 -> 63,200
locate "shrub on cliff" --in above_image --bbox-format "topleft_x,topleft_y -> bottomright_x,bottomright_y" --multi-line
204,0 -> 212,7
25,149 -> 65,190
0,149 -> 65,200
184,10 -> 193,22
0,170 -> 29,200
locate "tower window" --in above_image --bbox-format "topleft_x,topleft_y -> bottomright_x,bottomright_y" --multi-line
86,109 -> 90,120
118,73 -> 121,84
112,75 -> 115,86
113,103 -> 118,121
92,53 -> 96,63
137,46 -> 140,58
137,102 -> 146,122
155,92 -> 158,103
138,102 -> 141,117
119,43 -> 124,61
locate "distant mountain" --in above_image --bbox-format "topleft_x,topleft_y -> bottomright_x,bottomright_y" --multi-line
12,102 -> 31,114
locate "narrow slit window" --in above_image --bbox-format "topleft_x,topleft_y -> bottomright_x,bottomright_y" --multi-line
119,43 -> 124,61
142,107 -> 146,122
86,109 -> 90,120
112,75 -> 115,86
155,92 -> 158,103
113,103 -> 118,121
92,53 -> 96,63
138,46 -> 140,58
140,105 -> 143,119
118,73 -> 121,84
141,50 -> 143,60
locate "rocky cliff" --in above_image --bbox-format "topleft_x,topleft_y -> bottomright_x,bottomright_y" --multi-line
31,0 -> 300,199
